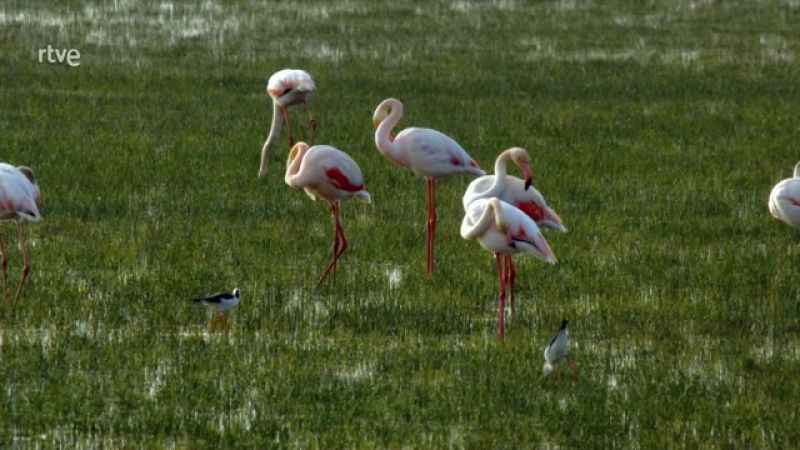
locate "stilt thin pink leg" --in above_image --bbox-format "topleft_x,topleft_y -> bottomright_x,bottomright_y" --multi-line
426,178 -> 437,275
304,100 -> 317,145
495,253 -> 506,341
0,235 -> 8,304
12,223 -> 30,309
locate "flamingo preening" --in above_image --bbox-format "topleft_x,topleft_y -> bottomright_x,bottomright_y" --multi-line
460,198 -> 556,341
259,69 -> 317,178
284,142 -> 370,288
373,98 -> 484,275
0,163 -> 41,308
462,147 -> 566,312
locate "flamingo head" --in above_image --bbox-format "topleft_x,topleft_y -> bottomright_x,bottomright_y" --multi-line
508,147 -> 533,190
17,166 -> 41,205
372,98 -> 401,128
287,142 -> 310,165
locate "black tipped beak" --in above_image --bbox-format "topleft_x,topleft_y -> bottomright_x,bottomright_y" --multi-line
525,178 -> 532,191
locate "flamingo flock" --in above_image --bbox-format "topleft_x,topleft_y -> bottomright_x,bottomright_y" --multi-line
4,67 -> 796,350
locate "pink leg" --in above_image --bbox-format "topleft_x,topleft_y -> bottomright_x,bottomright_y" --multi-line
495,253 -> 506,342
0,235 -> 8,304
505,255 -> 516,314
570,360 -> 579,385
426,178 -> 437,275
13,223 -> 30,309
316,202 -> 348,288
283,105 -> 295,147
304,100 -> 317,145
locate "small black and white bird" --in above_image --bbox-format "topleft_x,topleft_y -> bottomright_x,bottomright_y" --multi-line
192,288 -> 241,329
543,319 -> 577,382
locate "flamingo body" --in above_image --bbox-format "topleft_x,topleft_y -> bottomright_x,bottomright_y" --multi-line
0,163 -> 41,308
461,198 -> 556,341
373,98 -> 484,274
259,69 -> 317,178
285,143 -> 369,287
769,162 -> 800,228
462,147 -> 565,232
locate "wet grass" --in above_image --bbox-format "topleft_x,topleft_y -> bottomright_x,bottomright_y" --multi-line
1,0 -> 800,447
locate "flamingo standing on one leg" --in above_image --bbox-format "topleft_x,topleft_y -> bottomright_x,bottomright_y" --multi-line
284,142 -> 370,288
769,162 -> 800,228
460,198 -> 556,341
373,98 -> 484,275
259,69 -> 317,178
0,163 -> 42,308
463,147 -> 566,312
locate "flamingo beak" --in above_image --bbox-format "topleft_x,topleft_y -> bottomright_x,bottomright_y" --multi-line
522,165 -> 534,191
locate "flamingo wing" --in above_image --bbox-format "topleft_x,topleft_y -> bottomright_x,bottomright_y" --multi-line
770,178 -> 800,227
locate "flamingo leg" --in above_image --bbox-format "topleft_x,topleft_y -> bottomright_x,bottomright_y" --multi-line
495,253 -> 506,342
12,223 -> 29,309
304,100 -> 317,145
0,235 -> 8,304
505,255 -> 516,315
283,105 -> 295,148
316,202 -> 348,288
426,178 -> 437,275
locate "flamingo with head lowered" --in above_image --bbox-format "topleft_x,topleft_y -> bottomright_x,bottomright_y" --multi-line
0,163 -> 41,308
769,162 -> 800,228
259,69 -> 317,178
462,147 -> 566,312
461,198 -> 556,341
284,142 -> 370,288
373,97 -> 484,275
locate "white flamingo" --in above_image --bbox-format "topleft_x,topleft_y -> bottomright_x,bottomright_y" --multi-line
460,198 -> 556,341
463,147 -> 566,311
284,142 -> 370,288
373,97 -> 484,275
769,162 -> 800,228
0,163 -> 41,308
259,69 -> 317,178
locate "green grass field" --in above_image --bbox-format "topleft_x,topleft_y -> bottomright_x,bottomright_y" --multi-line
1,0 -> 800,447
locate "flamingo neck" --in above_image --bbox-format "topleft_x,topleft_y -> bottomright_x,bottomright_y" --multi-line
259,101 -> 285,177
482,150 -> 514,197
462,199 -> 504,240
284,144 -> 309,188
794,162 -> 800,178
375,102 -> 409,167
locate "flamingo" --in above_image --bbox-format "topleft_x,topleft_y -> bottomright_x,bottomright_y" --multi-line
373,97 -> 484,275
258,69 -> 317,178
463,147 -> 566,312
0,163 -> 41,308
284,142 -> 370,288
769,162 -> 800,228
460,198 -> 556,341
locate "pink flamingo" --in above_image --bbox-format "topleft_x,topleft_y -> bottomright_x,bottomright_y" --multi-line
463,147 -> 566,312
259,69 -> 317,178
460,198 -> 556,341
0,163 -> 42,308
284,142 -> 370,288
372,98 -> 484,275
769,162 -> 800,228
